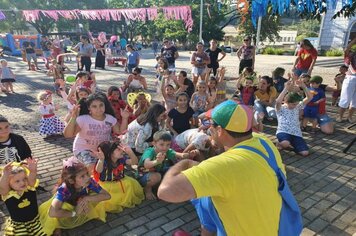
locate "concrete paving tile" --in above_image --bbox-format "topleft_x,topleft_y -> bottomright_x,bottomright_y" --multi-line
308,218 -> 329,233
161,218 -> 185,232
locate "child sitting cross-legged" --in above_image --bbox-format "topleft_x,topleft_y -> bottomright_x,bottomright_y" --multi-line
136,131 -> 195,200
275,80 -> 313,156
94,140 -> 144,213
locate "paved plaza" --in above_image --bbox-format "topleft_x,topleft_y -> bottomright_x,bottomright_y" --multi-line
0,50 -> 355,236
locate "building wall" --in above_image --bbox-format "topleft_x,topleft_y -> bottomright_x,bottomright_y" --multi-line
319,1 -> 356,50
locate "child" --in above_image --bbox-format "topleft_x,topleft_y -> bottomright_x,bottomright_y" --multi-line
207,77 -> 218,109
47,59 -> 71,96
0,159 -> 46,236
37,90 -> 65,136
0,116 -> 32,164
123,104 -> 166,155
190,81 -> 209,126
215,67 -> 228,105
234,76 -> 257,106
332,65 -> 348,106
39,157 -> 111,236
63,93 -> 130,173
136,131 -> 193,200
57,79 -> 91,123
107,86 -> 134,124
302,76 -> 326,133
94,140 -> 144,213
0,59 -> 15,93
167,92 -> 195,136
127,92 -> 151,117
272,67 -> 288,94
67,72 -> 96,100
161,75 -> 177,112
275,80 -> 312,156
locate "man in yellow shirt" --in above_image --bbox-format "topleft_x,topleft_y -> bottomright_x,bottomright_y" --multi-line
158,100 -> 302,236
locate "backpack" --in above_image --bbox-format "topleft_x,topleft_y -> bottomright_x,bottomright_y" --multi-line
235,138 -> 303,236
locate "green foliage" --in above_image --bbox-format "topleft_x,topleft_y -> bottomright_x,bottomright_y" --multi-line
262,47 -> 284,55
325,49 -> 344,57
237,12 -> 281,43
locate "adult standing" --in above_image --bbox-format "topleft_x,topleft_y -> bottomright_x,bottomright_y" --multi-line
191,42 -> 210,87
158,100 -> 302,236
22,41 -> 40,71
126,44 -> 140,74
94,32 -> 107,70
72,35 -> 93,72
337,37 -> 356,123
292,39 -> 317,76
152,38 -> 159,56
40,35 -> 52,59
237,36 -> 255,74
161,38 -> 179,72
205,39 -> 226,79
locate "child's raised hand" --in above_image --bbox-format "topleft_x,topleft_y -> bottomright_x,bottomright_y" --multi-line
120,106 -> 131,119
71,104 -> 80,118
295,79 -> 305,88
284,80 -> 292,90
26,158 -> 38,173
1,162 -> 13,176
118,144 -> 133,155
156,152 -> 166,163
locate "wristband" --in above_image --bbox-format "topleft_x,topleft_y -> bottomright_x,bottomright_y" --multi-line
71,211 -> 76,217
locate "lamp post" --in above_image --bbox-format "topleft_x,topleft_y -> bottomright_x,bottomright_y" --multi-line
199,0 -> 203,42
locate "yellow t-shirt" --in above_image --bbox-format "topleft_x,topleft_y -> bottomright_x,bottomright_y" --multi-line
254,87 -> 277,103
182,133 -> 284,236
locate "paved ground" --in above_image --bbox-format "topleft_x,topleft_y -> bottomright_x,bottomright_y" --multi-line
0,50 -> 355,236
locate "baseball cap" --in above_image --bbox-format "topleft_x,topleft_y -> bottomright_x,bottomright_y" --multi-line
309,75 -> 323,84
206,100 -> 253,133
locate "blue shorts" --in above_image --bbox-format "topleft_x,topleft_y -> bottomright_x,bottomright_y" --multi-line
137,172 -> 153,187
294,68 -> 308,77
303,106 -> 318,119
317,114 -> 333,126
191,197 -> 226,235
277,132 -> 308,153
76,150 -> 97,165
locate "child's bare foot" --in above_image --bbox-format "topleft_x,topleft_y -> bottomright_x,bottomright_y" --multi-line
144,190 -> 156,200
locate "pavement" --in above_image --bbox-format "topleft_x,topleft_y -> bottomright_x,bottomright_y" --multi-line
0,49 -> 355,236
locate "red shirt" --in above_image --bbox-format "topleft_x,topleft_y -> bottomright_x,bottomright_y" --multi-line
108,97 -> 135,124
297,48 -> 317,70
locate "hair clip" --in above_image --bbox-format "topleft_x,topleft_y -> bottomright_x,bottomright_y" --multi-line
63,156 -> 80,168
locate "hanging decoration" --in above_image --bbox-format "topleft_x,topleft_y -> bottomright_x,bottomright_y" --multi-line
0,11 -> 6,21
251,0 -> 354,26
22,6 -> 193,32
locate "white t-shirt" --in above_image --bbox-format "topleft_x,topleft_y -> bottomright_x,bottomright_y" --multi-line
39,103 -> 55,115
174,128 -> 210,151
276,102 -> 303,137
73,114 -> 117,155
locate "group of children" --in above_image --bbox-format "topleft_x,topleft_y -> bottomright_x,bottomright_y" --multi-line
0,43 -> 352,235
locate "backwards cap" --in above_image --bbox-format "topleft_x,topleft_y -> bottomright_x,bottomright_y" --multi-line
207,100 -> 253,133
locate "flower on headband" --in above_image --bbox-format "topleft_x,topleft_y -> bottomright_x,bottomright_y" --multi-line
63,156 -> 81,168
38,90 -> 53,102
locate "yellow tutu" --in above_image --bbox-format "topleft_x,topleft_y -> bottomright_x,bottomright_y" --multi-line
38,195 -> 106,235
98,176 -> 144,213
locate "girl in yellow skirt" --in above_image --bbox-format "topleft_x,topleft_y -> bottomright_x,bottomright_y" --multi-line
0,159 -> 46,236
39,156 -> 110,236
94,140 -> 144,213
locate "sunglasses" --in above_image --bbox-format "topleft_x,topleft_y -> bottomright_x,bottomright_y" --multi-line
244,39 -> 249,41
163,41 -> 169,43
132,73 -> 138,76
